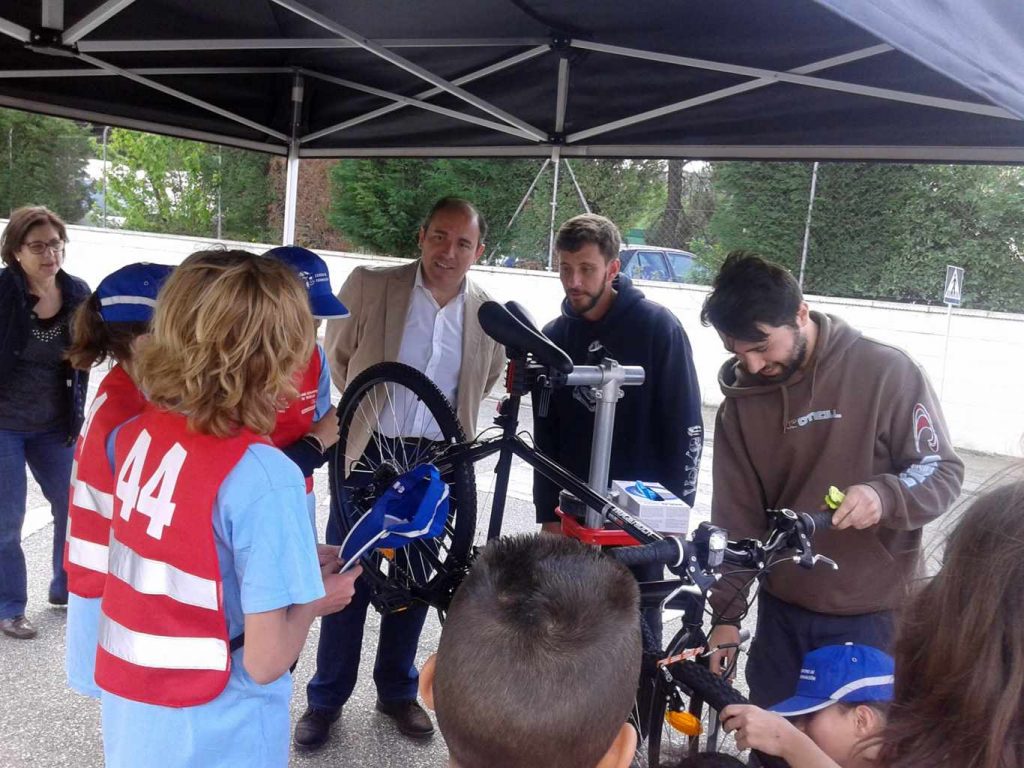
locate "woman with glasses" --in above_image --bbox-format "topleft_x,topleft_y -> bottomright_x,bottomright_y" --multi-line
0,206 -> 90,640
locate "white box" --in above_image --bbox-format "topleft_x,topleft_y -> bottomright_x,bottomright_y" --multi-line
612,480 -> 691,534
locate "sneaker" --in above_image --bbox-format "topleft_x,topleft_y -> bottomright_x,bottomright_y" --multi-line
293,706 -> 341,751
1,615 -> 37,639
48,590 -> 68,607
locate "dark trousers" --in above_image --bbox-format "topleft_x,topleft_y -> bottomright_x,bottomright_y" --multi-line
0,428 -> 72,618
745,590 -> 895,707
305,444 -> 427,712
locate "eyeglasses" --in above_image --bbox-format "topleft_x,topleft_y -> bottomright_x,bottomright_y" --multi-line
23,240 -> 65,255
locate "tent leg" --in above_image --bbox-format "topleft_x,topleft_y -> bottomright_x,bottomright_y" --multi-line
563,159 -> 590,214
283,72 -> 304,245
488,158 -> 550,263
547,149 -> 561,271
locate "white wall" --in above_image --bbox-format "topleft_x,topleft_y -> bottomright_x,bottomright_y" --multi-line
34,223 -> 1024,457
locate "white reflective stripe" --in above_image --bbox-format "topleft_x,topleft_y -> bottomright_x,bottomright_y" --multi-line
67,536 -> 109,574
72,476 -> 114,519
831,674 -> 894,699
98,612 -> 227,671
108,536 -> 219,610
99,295 -> 158,308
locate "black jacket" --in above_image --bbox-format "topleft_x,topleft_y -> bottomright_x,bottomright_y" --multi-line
532,274 -> 704,521
0,266 -> 91,444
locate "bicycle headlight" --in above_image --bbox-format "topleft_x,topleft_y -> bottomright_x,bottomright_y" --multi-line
708,528 -> 727,569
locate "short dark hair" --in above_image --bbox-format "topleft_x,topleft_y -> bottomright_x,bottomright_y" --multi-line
434,534 -> 641,768
555,214 -> 622,263
1,205 -> 68,269
700,251 -> 803,341
422,196 -> 487,244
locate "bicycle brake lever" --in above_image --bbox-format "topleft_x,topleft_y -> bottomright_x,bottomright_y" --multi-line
812,554 -> 839,570
791,552 -> 839,570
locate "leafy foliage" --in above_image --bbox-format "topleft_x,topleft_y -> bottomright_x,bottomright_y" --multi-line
708,162 -> 1024,311
104,130 -> 272,241
328,158 -> 663,264
0,109 -> 92,222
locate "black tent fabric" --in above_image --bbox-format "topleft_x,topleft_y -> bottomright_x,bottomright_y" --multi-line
0,0 -> 1023,162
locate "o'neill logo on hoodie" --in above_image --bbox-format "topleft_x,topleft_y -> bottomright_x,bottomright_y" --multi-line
785,409 -> 842,431
913,403 -> 939,454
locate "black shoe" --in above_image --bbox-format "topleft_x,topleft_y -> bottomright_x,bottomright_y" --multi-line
1,615 -> 37,639
48,591 -> 68,606
293,706 -> 341,751
375,698 -> 434,739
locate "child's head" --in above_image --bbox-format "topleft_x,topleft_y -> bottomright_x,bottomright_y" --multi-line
136,249 -> 313,437
769,643 -> 893,766
66,262 -> 173,370
421,534 -> 641,768
880,478 -> 1024,768
263,245 -> 349,322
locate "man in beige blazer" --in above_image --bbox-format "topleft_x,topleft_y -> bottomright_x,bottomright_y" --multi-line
295,197 -> 506,750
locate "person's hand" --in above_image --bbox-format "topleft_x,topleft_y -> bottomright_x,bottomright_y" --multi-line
316,543 -> 340,567
720,704 -> 800,757
831,483 -> 883,529
707,623 -> 741,680
310,405 -> 340,450
315,563 -> 361,616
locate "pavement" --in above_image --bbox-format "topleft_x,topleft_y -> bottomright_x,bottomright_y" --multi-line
1,372 -> 1015,767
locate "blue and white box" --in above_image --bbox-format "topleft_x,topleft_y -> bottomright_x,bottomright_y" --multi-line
612,480 -> 691,534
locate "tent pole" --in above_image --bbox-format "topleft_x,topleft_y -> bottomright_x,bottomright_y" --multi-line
798,161 -> 819,288
563,159 -> 590,213
488,157 -> 549,263
283,72 -> 304,244
547,147 -> 561,271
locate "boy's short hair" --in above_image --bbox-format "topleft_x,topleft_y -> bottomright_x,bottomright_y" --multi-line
555,214 -> 622,263
700,251 -> 803,342
434,534 -> 641,768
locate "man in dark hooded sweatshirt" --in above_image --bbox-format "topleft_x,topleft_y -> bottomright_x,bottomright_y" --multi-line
701,252 -> 964,708
532,214 -> 704,641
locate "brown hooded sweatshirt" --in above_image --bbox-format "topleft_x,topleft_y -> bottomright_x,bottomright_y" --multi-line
709,312 -> 964,618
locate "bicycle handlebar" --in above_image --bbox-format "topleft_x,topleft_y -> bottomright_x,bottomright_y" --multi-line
608,537 -> 687,569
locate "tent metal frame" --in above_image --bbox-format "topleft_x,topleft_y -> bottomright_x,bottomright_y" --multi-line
1,0 -> 1023,242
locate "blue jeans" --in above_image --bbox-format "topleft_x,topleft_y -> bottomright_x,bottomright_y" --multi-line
306,448 -> 426,710
0,428 -> 73,619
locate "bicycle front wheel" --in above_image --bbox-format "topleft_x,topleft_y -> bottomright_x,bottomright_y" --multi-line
332,362 -> 477,610
647,660 -> 788,768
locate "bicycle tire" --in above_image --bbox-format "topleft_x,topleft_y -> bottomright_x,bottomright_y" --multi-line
647,660 -> 789,768
331,362 -> 477,610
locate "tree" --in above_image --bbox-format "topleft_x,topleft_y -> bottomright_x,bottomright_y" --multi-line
103,129 -> 272,240
0,108 -> 92,221
328,158 -> 664,265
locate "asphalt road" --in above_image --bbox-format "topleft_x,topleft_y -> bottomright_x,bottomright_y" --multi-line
1,380 -> 1013,767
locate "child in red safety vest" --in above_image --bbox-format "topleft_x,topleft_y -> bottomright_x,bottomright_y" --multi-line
64,262 -> 173,698
264,245 -> 350,532
92,249 -> 361,768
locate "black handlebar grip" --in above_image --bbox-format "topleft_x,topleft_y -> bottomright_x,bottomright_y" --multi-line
608,537 -> 685,569
802,510 -> 835,536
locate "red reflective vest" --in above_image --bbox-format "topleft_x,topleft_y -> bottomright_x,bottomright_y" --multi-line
270,350 -> 321,493
65,365 -> 147,598
95,405 -> 262,707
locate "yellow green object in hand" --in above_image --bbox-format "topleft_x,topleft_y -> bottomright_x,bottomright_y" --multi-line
824,486 -> 846,510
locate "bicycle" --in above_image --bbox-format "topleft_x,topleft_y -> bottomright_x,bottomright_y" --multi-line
330,299 -> 836,766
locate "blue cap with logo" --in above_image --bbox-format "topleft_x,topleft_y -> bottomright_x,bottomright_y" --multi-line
338,464 -> 449,571
264,245 -> 349,320
96,262 -> 174,323
768,643 -> 895,717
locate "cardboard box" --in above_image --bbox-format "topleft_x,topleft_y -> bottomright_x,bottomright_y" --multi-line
612,480 -> 691,534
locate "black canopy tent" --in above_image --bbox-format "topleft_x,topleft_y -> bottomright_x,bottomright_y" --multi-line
1,0 -> 1023,240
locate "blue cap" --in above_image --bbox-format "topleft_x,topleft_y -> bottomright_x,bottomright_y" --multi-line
96,263 -> 174,323
339,464 -> 449,570
768,644 -> 894,716
264,246 -> 349,320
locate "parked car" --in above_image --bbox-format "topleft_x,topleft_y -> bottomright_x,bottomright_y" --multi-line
618,246 -> 696,283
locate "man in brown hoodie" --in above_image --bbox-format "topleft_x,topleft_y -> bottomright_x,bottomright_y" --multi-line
700,252 -> 963,707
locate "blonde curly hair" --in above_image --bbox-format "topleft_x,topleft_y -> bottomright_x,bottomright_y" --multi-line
136,249 -> 314,437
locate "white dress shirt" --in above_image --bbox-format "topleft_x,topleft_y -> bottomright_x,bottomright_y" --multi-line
378,265 -> 466,440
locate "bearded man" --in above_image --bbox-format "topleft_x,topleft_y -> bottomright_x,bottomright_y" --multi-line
701,251 -> 963,707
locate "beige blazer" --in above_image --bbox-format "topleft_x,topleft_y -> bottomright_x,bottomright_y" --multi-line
324,259 -> 506,466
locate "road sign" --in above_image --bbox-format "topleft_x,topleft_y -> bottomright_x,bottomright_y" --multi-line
943,265 -> 964,306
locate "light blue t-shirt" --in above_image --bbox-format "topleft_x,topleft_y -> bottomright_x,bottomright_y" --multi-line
100,442 -> 325,768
